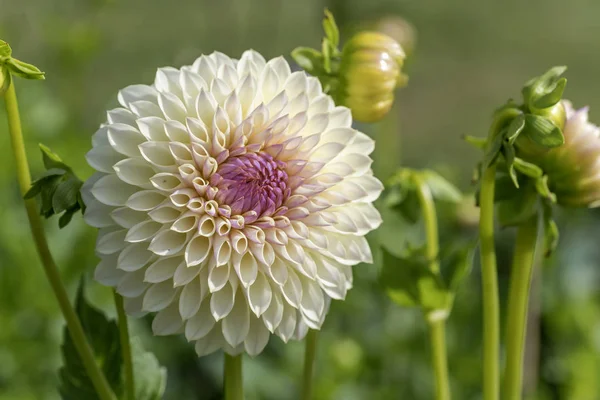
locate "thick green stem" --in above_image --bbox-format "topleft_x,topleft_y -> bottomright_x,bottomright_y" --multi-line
3,81 -> 116,400
114,291 -> 135,400
301,329 -> 319,400
415,174 -> 451,400
479,165 -> 500,400
503,216 -> 539,400
224,353 -> 243,400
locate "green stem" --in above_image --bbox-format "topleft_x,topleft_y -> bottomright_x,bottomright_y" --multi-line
3,81 -> 116,400
114,291 -> 135,400
301,329 -> 319,400
428,316 -> 451,400
415,174 -> 451,400
503,216 -> 539,400
479,165 -> 500,400
224,353 -> 243,400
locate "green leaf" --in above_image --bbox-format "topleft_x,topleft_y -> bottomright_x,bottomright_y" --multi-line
542,204 -> 559,257
58,281 -> 122,400
130,338 -> 167,400
503,142 -> 519,188
440,240 -> 477,292
40,175 -> 63,217
40,144 -> 70,170
506,114 -> 526,145
53,177 -> 83,214
0,40 -> 12,57
534,77 -> 567,109
322,9 -> 340,49
513,158 -> 543,179
493,174 -> 520,203
463,135 -> 487,150
521,114 -> 565,148
522,66 -> 567,109
483,130 -> 505,167
291,47 -> 324,75
5,57 -> 45,80
59,208 -> 76,229
321,38 -> 332,74
422,170 -> 463,203
381,247 -> 450,311
496,184 -> 539,227
395,189 -> 421,224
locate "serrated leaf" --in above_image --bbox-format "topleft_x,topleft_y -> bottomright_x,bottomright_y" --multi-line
59,281 -> 122,400
130,338 -> 167,400
0,40 -> 11,57
40,144 -> 69,170
39,175 -> 62,217
422,170 -> 463,203
322,9 -> 339,49
534,77 -> 567,109
53,177 -> 83,214
5,57 -> 45,80
521,114 -> 565,148
291,47 -> 324,75
496,184 -> 539,227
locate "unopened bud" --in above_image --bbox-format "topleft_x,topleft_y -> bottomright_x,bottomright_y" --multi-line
338,31 -> 407,122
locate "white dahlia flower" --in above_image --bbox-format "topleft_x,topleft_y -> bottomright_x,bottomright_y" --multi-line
83,50 -> 383,356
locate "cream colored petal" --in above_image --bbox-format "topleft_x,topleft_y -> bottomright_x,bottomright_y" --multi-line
152,302 -> 183,336
244,316 -> 270,357
143,281 -> 179,312
144,257 -> 182,283
221,292 -> 250,347
185,300 -> 215,341
117,243 -> 153,272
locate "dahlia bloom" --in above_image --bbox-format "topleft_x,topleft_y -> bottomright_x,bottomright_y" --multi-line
535,101 -> 600,207
83,50 -> 383,356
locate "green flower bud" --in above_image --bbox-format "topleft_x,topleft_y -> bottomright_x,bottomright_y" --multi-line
530,101 -> 600,207
514,101 -> 566,161
337,31 -> 407,122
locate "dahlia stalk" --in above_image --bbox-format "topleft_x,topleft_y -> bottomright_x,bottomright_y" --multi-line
84,49 -> 383,397
1,42 -> 117,400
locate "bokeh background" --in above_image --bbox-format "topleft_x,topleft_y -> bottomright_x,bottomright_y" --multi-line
2,0 -> 600,399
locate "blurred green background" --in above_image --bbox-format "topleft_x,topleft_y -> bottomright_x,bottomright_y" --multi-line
1,0 -> 600,399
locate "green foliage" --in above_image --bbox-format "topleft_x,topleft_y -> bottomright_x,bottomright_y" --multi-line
0,39 -> 45,80
522,66 -> 567,111
130,338 -> 167,400
25,144 -> 85,228
381,240 -> 476,315
58,282 -> 122,400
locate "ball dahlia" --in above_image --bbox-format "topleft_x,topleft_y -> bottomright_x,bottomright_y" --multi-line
83,50 -> 383,356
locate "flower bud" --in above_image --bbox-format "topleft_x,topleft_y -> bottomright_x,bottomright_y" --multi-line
372,16 -> 417,58
338,31 -> 407,122
531,101 -> 600,207
514,101 -> 566,162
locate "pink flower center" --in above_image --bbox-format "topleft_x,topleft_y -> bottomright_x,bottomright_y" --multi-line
211,151 -> 290,216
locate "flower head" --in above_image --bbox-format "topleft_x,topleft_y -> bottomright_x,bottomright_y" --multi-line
531,101 -> 600,207
83,50 -> 383,356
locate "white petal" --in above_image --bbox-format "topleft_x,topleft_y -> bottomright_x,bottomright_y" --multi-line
262,289 -> 283,333
86,145 -> 124,173
126,190 -> 166,211
96,228 -> 127,255
244,316 -> 270,356
233,251 -> 257,287
185,234 -> 212,266
113,158 -> 155,188
118,84 -> 157,107
210,282 -> 235,321
247,272 -> 272,317
143,281 -> 179,312
276,306 -> 297,343
125,220 -> 162,243
152,302 -> 183,336
117,269 -> 149,298
173,262 -> 202,287
158,92 -> 187,122
117,243 -> 153,271
139,142 -> 175,170
185,300 -> 215,341
148,229 -> 188,256
92,174 -> 138,207
281,268 -> 302,308
144,257 -> 182,283
94,254 -> 125,286
107,123 -> 147,158
208,263 -> 230,292
136,117 -> 168,142
221,292 -> 250,347
194,326 -> 223,357
179,276 -> 203,319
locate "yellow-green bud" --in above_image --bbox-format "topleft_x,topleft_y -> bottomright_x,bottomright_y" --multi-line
338,31 -> 407,123
515,102 -> 566,162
